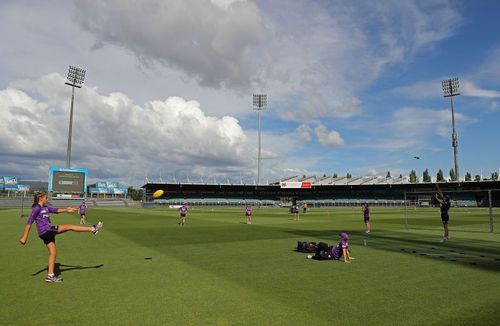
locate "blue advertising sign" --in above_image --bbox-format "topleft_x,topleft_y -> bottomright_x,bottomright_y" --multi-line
89,187 -> 109,194
95,181 -> 107,188
17,185 -> 30,192
106,181 -> 119,189
4,176 -> 18,190
112,188 -> 128,195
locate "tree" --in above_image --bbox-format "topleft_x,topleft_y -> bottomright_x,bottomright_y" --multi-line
465,172 -> 471,181
386,171 -> 391,178
409,170 -> 417,183
127,186 -> 144,201
449,168 -> 457,181
423,169 -> 431,182
346,173 -> 352,179
474,174 -> 481,182
333,173 -> 338,178
436,169 -> 444,182
492,172 -> 499,181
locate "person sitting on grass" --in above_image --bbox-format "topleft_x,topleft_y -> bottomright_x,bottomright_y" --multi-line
310,232 -> 355,263
19,192 -> 103,283
333,232 -> 355,263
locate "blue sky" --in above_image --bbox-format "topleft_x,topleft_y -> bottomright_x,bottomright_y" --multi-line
0,0 -> 499,186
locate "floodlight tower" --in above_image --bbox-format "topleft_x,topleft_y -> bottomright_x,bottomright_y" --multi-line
441,77 -> 460,182
65,66 -> 86,168
253,94 -> 267,185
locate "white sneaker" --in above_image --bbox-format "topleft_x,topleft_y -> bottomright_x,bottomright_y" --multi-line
440,237 -> 448,243
92,221 -> 103,235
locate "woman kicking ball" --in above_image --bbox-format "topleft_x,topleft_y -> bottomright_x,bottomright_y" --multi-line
19,192 -> 103,283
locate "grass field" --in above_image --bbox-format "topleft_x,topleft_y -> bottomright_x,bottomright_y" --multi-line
1,206 -> 499,325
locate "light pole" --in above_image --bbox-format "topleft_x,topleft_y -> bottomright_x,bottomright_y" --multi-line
65,65 -> 86,168
441,77 -> 460,182
253,94 -> 267,185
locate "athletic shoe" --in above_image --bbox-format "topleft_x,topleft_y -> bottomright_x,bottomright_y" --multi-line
45,275 -> 63,283
365,230 -> 371,234
440,237 -> 449,243
92,221 -> 103,235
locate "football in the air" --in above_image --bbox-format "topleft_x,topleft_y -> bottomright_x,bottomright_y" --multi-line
153,190 -> 164,198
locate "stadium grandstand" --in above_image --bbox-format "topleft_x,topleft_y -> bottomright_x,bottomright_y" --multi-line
142,175 -> 500,208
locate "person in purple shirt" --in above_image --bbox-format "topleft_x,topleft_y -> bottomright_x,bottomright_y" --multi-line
178,202 -> 189,226
19,192 -> 103,283
435,192 -> 451,243
362,203 -> 371,234
79,201 -> 87,225
245,204 -> 252,224
331,232 -> 355,263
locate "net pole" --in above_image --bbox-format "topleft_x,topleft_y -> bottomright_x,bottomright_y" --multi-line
488,190 -> 494,233
404,191 -> 408,229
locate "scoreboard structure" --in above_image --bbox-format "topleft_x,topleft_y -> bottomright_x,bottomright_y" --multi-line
48,167 -> 88,198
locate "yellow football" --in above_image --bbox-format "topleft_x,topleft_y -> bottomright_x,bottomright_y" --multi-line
153,189 -> 164,198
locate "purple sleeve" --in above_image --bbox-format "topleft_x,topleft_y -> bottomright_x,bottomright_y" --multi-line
48,207 -> 59,214
27,206 -> 40,225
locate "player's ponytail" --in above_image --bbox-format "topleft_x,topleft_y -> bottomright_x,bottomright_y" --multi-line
32,192 -> 47,207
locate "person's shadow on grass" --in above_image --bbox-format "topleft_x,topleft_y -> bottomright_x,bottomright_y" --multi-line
32,263 -> 104,276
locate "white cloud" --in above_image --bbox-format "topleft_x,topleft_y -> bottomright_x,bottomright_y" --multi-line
392,79 -> 500,100
461,81 -> 500,98
391,79 -> 442,99
71,0 -> 462,123
0,74 -> 255,184
74,0 -> 266,90
1,73 -> 318,185
361,106 -> 470,152
296,124 -> 312,143
314,124 -> 344,148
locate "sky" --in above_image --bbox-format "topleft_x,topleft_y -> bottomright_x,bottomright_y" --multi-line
1,0 -> 499,187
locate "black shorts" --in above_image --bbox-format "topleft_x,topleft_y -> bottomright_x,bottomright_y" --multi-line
441,214 -> 449,224
245,212 -> 251,217
180,213 -> 186,218
39,226 -> 59,244
364,216 -> 370,223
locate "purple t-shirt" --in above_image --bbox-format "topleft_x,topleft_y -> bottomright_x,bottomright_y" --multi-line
27,204 -> 59,236
179,206 -> 188,215
245,205 -> 252,215
331,239 -> 348,259
363,206 -> 370,218
79,204 -> 86,215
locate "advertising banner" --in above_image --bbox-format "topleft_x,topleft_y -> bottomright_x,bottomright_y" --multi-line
4,176 -> 19,190
89,187 -> 109,194
280,181 -> 312,189
106,181 -> 119,189
95,181 -> 107,188
17,185 -> 30,192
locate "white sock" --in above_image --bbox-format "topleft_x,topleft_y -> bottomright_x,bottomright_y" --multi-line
48,273 -> 54,277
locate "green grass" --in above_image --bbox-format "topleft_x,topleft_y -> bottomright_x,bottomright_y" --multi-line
1,207 -> 499,325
